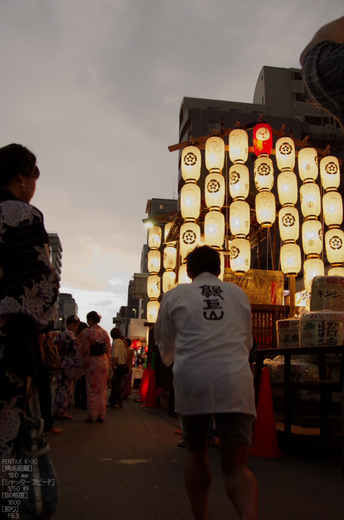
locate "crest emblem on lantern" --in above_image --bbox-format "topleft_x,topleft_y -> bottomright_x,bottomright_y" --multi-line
279,143 -> 293,155
207,179 -> 220,193
257,163 -> 272,176
230,246 -> 240,260
184,152 -> 197,166
325,161 -> 339,175
182,230 -> 197,245
329,236 -> 343,250
230,171 -> 240,184
282,213 -> 295,227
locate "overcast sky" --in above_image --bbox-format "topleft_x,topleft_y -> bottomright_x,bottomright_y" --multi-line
0,0 -> 343,332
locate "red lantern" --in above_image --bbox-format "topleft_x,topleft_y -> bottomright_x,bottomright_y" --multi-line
253,123 -> 273,156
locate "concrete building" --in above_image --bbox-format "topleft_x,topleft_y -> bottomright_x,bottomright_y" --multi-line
48,233 -> 63,281
57,293 -> 78,329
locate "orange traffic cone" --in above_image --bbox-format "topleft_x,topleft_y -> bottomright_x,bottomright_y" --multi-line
135,365 -> 150,403
249,367 -> 282,458
143,368 -> 157,408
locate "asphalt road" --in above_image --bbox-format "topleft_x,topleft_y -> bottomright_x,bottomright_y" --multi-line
47,389 -> 344,520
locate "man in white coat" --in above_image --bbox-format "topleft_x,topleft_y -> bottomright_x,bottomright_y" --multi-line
155,246 -> 258,520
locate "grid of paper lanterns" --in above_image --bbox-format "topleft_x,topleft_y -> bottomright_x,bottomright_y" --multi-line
146,225 -> 162,323
204,137 -> 225,250
276,136 -> 301,277
298,147 -> 324,292
162,222 -> 177,293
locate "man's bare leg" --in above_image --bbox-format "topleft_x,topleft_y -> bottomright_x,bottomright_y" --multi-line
185,436 -> 211,520
220,442 -> 258,520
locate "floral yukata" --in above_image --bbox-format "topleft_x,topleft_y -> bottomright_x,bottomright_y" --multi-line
0,188 -> 59,461
53,329 -> 80,416
78,324 -> 111,417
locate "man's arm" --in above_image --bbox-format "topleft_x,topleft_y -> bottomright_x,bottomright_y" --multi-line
154,295 -> 176,367
300,16 -> 344,66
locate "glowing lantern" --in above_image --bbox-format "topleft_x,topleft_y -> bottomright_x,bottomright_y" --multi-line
178,263 -> 191,284
162,271 -> 176,293
147,275 -> 160,299
230,201 -> 250,237
147,300 -> 160,323
325,229 -> 344,265
163,245 -> 177,270
328,267 -> 344,276
276,137 -> 295,171
278,206 -> 299,242
320,156 -> 340,191
229,129 -> 248,163
304,258 -> 324,292
300,183 -> 321,218
179,222 -> 200,261
280,243 -> 301,276
323,191 -> 343,227
298,148 -> 318,182
205,173 -> 225,209
277,171 -> 298,206
181,183 -> 201,220
204,211 -> 225,248
254,156 -> 274,191
205,136 -> 225,173
229,164 -> 249,200
148,226 -> 162,249
219,251 -> 225,281
255,191 -> 276,227
302,220 -> 323,257
147,250 -> 161,274
229,238 -> 251,275
181,146 -> 201,182
253,123 -> 273,156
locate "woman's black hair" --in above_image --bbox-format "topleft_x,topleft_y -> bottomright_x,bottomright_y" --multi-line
0,144 -> 37,187
86,311 -> 101,323
66,315 -> 80,325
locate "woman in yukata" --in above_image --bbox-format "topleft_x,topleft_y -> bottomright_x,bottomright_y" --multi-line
0,144 -> 59,461
78,311 -> 111,423
53,314 -> 81,420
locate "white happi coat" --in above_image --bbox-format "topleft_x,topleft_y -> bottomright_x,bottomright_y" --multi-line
155,272 -> 256,417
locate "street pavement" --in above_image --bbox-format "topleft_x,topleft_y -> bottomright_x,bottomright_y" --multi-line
48,389 -> 344,520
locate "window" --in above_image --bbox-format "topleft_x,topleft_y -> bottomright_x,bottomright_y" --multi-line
293,92 -> 305,102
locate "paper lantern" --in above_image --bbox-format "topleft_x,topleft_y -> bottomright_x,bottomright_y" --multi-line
302,220 -> 323,257
147,249 -> 161,274
304,258 -> 324,292
204,211 -> 225,248
230,201 -> 250,237
298,148 -> 318,181
164,222 -> 173,243
229,164 -> 249,200
254,156 -> 274,191
278,206 -> 299,242
325,229 -> 344,265
253,123 -> 273,156
300,183 -> 321,218
205,136 -> 225,173
219,251 -> 225,281
280,243 -> 301,276
255,191 -> 276,227
148,225 -> 162,249
162,271 -> 176,293
323,191 -> 343,227
277,171 -> 298,206
275,137 -> 295,171
181,145 -> 201,182
179,222 -> 200,261
147,275 -> 161,299
205,173 -> 225,209
229,238 -> 251,275
228,129 -> 248,163
147,300 -> 160,323
163,245 -> 177,270
178,263 -> 191,284
328,267 -> 344,277
320,156 -> 340,191
181,183 -> 201,220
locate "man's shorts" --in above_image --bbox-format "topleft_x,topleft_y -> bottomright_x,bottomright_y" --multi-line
180,412 -> 254,447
